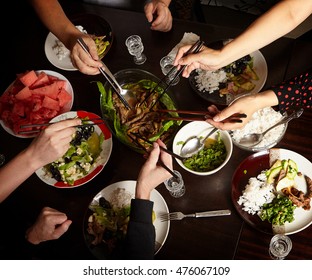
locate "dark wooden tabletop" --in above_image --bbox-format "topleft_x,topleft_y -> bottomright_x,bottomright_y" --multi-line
1,1 -> 312,260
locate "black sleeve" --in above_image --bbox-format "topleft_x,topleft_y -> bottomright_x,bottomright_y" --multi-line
123,199 -> 155,259
270,68 -> 312,113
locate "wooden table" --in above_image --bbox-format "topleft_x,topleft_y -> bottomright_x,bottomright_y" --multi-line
1,1 -> 311,260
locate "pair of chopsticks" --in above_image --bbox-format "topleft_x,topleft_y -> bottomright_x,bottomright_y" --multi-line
77,38 -> 131,110
158,109 -> 247,123
140,40 -> 205,107
129,133 -> 182,179
131,132 -> 184,161
18,118 -> 105,135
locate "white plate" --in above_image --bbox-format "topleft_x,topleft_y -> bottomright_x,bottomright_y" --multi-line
189,49 -> 268,105
232,148 -> 312,235
44,14 -> 113,71
35,111 -> 112,188
44,32 -> 77,71
85,180 -> 170,258
0,70 -> 74,138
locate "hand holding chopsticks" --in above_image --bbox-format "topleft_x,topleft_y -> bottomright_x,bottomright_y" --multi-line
18,118 -> 106,135
140,40 -> 205,106
77,38 -> 132,109
129,133 -> 182,179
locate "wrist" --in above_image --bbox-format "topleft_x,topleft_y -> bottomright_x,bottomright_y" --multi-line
255,90 -> 279,108
25,227 -> 40,245
135,181 -> 151,200
21,147 -> 43,172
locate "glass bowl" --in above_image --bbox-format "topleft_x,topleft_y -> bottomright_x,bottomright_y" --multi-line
99,68 -> 181,153
230,107 -> 288,152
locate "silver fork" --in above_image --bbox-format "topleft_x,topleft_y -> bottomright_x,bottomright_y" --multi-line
159,209 -> 231,222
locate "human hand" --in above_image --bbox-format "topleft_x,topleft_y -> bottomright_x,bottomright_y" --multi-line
144,0 -> 172,32
25,207 -> 72,245
205,96 -> 260,130
136,139 -> 173,200
69,33 -> 102,75
173,45 -> 224,78
26,119 -> 81,170
206,90 -> 279,130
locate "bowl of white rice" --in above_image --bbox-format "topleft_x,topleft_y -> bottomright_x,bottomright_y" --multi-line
230,106 -> 287,152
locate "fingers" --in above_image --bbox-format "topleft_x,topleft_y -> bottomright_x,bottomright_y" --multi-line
157,139 -> 172,169
144,3 -> 155,23
207,105 -> 220,116
146,142 -> 161,166
71,35 -> 102,75
53,220 -> 72,239
46,119 -> 81,132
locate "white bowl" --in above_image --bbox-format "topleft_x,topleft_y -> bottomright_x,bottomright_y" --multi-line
172,121 -> 233,176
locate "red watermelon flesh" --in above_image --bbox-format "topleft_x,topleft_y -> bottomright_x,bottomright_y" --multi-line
0,70 -> 73,135
19,70 -> 38,87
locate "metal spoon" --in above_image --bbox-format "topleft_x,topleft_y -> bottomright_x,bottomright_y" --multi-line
77,38 -> 137,109
180,127 -> 218,158
238,108 -> 304,147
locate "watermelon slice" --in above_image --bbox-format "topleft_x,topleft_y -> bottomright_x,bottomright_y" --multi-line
58,88 -> 72,107
19,70 -> 38,87
15,86 -> 32,100
30,71 -> 50,89
42,96 -> 60,111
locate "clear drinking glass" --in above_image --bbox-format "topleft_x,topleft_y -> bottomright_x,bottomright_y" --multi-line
269,234 -> 292,260
164,170 -> 185,198
160,55 -> 180,86
125,35 -> 147,65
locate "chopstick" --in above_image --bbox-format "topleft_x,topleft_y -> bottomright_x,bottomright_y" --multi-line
128,133 -> 179,179
130,132 -> 185,161
150,41 -> 205,108
140,40 -> 204,106
77,38 -> 131,110
157,160 -> 180,179
19,118 -> 103,129
158,109 -> 247,122
18,119 -> 106,134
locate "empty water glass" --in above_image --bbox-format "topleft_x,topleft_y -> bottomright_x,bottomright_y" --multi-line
125,35 -> 147,65
269,234 -> 292,260
160,55 -> 180,86
164,170 -> 185,198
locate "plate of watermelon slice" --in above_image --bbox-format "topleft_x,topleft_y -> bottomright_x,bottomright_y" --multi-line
0,70 -> 74,138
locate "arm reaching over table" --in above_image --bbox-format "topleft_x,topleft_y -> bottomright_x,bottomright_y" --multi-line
29,0 -> 103,75
0,118 -> 81,203
144,0 -> 173,32
124,139 -> 173,259
174,0 -> 312,77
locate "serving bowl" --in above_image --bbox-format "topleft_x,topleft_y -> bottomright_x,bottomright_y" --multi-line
172,121 -> 233,176
230,106 -> 287,152
99,68 -> 181,153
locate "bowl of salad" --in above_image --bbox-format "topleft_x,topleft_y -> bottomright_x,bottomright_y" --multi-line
97,68 -> 182,153
172,121 -> 233,176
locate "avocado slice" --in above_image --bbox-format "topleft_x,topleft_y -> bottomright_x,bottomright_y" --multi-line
267,166 -> 283,184
286,159 -> 298,179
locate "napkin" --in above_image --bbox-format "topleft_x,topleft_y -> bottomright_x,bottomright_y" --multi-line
167,32 -> 200,59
